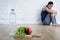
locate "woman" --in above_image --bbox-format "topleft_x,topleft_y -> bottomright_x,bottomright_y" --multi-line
41,1 -> 60,26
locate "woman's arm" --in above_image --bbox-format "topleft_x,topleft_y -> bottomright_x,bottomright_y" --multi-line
44,7 -> 57,14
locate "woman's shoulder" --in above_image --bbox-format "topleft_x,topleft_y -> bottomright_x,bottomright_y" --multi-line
42,7 -> 48,11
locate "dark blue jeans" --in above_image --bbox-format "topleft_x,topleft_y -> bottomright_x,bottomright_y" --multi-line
42,14 -> 56,25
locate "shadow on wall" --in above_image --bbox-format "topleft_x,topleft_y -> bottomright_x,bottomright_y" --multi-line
36,6 -> 45,24
37,10 -> 42,24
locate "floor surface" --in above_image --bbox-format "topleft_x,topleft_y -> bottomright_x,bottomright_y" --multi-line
0,24 -> 60,40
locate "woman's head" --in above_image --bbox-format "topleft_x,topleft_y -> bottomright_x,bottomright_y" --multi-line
46,1 -> 53,9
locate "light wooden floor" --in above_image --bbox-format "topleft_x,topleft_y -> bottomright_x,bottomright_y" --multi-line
0,24 -> 60,40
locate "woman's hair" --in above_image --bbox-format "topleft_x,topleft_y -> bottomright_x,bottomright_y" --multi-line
48,1 -> 53,5
46,1 -> 53,7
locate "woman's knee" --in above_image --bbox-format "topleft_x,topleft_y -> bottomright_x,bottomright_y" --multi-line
51,14 -> 56,17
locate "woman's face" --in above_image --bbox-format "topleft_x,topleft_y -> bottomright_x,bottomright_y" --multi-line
47,4 -> 53,9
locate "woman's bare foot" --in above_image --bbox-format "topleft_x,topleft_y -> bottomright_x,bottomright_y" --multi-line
52,23 -> 60,26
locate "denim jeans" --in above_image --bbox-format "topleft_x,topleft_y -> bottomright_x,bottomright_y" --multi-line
42,14 -> 56,25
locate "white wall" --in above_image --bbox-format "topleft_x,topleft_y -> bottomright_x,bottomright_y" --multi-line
15,0 -> 51,24
0,0 -> 8,24
0,0 -> 60,24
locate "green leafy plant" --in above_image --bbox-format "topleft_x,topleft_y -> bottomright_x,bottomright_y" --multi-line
15,26 -> 26,37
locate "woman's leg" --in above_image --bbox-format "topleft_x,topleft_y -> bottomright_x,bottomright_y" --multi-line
51,14 -> 60,26
51,14 -> 56,24
42,14 -> 51,25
